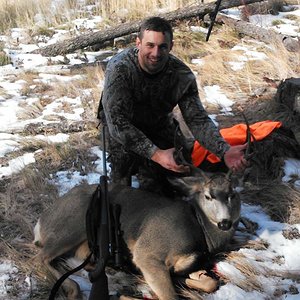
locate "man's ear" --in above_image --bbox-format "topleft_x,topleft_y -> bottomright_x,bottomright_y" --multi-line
136,37 -> 141,48
169,40 -> 174,51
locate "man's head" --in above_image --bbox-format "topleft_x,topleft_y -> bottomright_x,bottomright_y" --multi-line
136,17 -> 173,74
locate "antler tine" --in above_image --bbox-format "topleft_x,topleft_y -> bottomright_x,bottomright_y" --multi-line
240,111 -> 251,158
239,110 -> 257,161
226,169 -> 233,181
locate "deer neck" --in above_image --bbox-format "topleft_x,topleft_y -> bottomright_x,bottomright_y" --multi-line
193,205 -> 235,254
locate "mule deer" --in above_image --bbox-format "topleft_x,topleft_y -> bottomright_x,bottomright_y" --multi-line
33,172 -> 241,300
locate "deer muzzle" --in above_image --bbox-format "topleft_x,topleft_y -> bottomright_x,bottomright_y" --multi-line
217,219 -> 232,231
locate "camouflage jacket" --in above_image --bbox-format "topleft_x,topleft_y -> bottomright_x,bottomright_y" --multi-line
102,47 -> 230,160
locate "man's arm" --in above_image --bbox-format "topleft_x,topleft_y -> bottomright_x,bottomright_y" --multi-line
151,148 -> 190,173
178,80 -> 229,157
178,80 -> 247,171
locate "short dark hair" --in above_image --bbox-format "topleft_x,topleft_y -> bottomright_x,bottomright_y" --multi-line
139,17 -> 173,41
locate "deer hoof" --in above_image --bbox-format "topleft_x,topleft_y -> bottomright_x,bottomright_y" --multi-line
187,270 -> 218,293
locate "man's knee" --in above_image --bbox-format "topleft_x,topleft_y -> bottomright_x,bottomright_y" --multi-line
108,149 -> 139,187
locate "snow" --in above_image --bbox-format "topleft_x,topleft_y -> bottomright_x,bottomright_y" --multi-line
282,159 -> 300,187
204,85 -> 234,113
249,8 -> 300,37
0,4 -> 300,300
0,262 -> 18,296
0,152 -> 36,178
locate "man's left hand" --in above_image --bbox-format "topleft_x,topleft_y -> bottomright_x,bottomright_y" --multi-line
224,144 -> 249,173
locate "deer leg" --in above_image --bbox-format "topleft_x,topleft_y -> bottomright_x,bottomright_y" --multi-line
39,253 -> 83,300
133,251 -> 178,300
239,217 -> 258,234
171,254 -> 218,293
188,270 -> 218,292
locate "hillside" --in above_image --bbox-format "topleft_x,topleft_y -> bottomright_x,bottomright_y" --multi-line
0,0 -> 300,299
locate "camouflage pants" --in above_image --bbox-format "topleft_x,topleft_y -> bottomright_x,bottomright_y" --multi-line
107,132 -> 191,197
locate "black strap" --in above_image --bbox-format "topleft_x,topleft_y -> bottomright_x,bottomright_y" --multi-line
88,176 -> 111,283
48,252 -> 93,300
97,92 -> 105,121
86,185 -> 102,257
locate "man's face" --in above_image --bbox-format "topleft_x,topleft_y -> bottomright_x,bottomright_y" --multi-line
136,30 -> 173,74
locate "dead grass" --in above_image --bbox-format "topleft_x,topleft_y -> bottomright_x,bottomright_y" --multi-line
0,175 -> 62,298
0,52 -> 11,66
173,26 -> 300,108
284,14 -> 300,21
0,129 -> 99,298
221,249 -> 300,297
222,252 -> 263,292
0,0 -> 89,34
17,103 -> 44,121
49,65 -> 104,101
241,181 -> 300,224
173,30 -> 208,63
0,0 -> 198,33
97,0 -> 197,20
0,1 -> 300,298
180,289 -> 205,300
15,71 -> 53,98
31,131 -> 99,174
0,0 -> 46,33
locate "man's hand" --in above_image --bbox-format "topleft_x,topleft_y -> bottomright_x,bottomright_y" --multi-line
224,144 -> 249,173
151,148 -> 190,173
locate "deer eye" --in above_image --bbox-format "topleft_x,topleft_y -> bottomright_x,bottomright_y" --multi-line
205,194 -> 212,201
228,193 -> 236,200
227,193 -> 236,203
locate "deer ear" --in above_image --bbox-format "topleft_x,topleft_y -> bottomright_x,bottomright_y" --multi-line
168,176 -> 204,196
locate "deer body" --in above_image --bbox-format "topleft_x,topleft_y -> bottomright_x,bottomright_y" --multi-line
34,174 -> 241,300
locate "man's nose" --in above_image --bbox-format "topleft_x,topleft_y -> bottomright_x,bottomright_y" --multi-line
151,46 -> 161,57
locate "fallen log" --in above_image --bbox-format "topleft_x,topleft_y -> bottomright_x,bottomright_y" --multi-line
69,50 -> 118,72
240,0 -> 300,19
34,0 -> 264,57
216,14 -> 300,52
23,120 -> 97,135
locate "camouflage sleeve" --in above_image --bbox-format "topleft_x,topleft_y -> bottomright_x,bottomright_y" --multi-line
102,63 -> 159,159
178,79 -> 230,159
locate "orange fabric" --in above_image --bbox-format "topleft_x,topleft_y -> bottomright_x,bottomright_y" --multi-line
192,120 -> 282,166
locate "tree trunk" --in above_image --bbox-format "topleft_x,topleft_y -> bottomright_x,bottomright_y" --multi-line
216,14 -> 300,52
240,0 -> 300,18
275,77 -> 300,143
35,0 -> 264,57
275,78 -> 300,114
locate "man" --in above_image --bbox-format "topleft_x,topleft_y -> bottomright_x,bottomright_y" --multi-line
101,16 -> 247,194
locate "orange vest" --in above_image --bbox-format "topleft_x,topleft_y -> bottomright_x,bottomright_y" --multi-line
191,120 -> 282,166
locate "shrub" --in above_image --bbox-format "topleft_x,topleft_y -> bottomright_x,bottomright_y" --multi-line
272,19 -> 285,26
284,14 -> 299,21
0,42 -> 11,66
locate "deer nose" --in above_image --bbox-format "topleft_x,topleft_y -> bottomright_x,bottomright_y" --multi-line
218,219 -> 232,231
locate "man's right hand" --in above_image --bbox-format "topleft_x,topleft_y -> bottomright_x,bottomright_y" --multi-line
223,144 -> 249,173
151,148 -> 190,173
